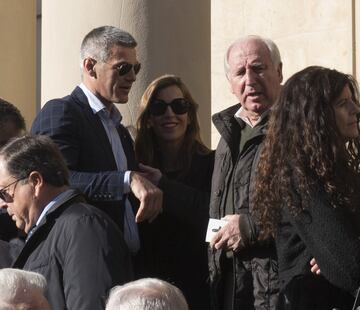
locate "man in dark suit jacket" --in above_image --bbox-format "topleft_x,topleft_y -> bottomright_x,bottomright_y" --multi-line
0,135 -> 132,310
31,26 -> 163,255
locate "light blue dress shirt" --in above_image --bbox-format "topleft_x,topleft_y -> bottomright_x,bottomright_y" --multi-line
78,83 -> 140,253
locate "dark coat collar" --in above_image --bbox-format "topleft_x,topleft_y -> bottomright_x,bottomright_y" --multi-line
212,104 -> 268,150
12,189 -> 85,268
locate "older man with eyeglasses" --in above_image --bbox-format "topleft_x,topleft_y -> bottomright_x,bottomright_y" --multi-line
0,135 -> 132,310
31,26 -> 163,273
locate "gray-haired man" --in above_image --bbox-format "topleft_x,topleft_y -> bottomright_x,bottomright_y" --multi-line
209,35 -> 283,309
31,26 -> 163,262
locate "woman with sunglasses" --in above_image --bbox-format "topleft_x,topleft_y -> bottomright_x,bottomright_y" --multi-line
135,74 -> 214,309
253,66 -> 360,309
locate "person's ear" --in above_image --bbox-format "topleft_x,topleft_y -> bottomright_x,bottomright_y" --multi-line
28,171 -> 43,198
83,58 -> 97,78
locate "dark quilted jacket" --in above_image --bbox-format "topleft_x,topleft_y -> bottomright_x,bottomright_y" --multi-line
208,104 -> 279,310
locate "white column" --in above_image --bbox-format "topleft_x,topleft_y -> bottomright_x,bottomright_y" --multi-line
0,0 -> 36,128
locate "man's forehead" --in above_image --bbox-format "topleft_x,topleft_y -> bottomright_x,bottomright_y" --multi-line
229,40 -> 271,64
108,45 -> 137,62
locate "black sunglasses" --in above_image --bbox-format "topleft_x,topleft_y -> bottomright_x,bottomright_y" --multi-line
149,98 -> 190,116
114,62 -> 141,76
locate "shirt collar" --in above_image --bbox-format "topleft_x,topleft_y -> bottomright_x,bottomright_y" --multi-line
79,83 -> 122,123
35,189 -> 74,227
234,106 -> 269,128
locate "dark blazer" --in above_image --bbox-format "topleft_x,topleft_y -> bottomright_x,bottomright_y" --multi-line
31,87 -> 137,230
13,189 -> 133,310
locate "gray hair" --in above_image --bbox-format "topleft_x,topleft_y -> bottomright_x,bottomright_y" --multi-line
80,25 -> 137,68
0,269 -> 47,305
224,35 -> 282,78
106,278 -> 189,310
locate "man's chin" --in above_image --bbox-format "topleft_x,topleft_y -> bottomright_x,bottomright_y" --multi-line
113,96 -> 129,104
16,222 -> 25,232
245,101 -> 270,114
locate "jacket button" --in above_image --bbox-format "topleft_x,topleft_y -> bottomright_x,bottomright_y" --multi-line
215,189 -> 222,197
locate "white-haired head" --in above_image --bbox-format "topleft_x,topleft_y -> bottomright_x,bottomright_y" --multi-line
224,35 -> 282,79
106,278 -> 188,310
0,268 -> 50,309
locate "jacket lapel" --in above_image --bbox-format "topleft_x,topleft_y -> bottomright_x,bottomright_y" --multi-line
71,87 -> 117,167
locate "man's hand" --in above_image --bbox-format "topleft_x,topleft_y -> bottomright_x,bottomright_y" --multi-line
210,214 -> 241,252
138,163 -> 162,186
130,172 -> 163,223
310,258 -> 321,275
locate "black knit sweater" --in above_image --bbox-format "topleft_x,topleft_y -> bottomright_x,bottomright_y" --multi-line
276,184 -> 360,309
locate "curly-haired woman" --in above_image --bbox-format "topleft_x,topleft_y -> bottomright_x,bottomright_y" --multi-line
135,74 -> 214,309
254,66 -> 360,309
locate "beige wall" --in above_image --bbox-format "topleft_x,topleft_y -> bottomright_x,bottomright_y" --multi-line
355,0 -> 360,78
1,1 -> 358,148
0,0 -> 36,130
211,0 -> 357,146
41,0 -> 211,145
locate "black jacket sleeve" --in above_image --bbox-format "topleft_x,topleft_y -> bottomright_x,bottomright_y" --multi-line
158,175 -> 210,226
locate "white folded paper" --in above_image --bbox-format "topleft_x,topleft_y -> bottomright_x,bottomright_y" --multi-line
205,218 -> 228,242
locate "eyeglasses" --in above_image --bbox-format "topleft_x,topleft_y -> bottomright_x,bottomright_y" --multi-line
149,98 -> 190,116
0,177 -> 27,202
113,62 -> 141,76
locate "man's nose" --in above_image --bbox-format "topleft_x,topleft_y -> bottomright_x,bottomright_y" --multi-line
244,69 -> 257,85
124,68 -> 136,82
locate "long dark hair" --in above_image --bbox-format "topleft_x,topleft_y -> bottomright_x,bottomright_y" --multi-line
254,66 -> 360,238
135,74 -> 210,178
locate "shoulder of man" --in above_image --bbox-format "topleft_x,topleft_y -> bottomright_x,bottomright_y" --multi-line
43,87 -> 87,110
56,200 -> 121,234
212,103 -> 240,125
